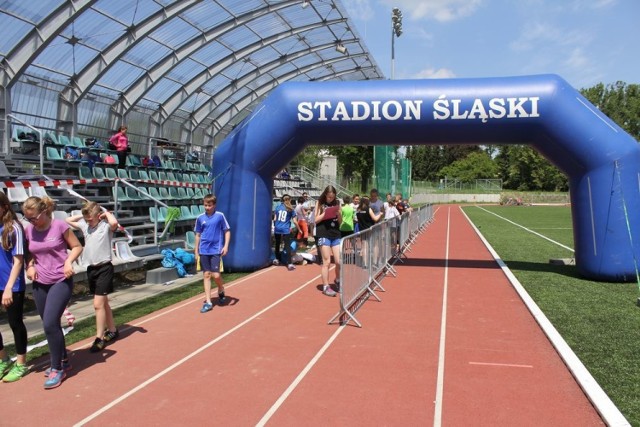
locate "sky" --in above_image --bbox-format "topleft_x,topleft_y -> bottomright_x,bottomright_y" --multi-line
344,0 -> 639,89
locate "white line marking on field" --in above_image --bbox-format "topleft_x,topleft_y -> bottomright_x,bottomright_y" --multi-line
475,206 -> 575,252
433,207 -> 451,427
531,228 -> 572,230
256,324 -> 346,426
72,272 -> 321,427
468,361 -> 533,368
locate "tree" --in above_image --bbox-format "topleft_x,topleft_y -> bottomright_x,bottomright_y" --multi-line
495,145 -> 567,191
291,145 -> 325,172
581,82 -> 640,141
438,151 -> 499,183
409,144 -> 481,181
326,145 -> 373,192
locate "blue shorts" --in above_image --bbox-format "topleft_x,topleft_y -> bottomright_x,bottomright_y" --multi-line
200,254 -> 222,273
317,237 -> 341,247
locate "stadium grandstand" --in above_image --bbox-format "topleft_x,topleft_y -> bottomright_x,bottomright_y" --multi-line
0,0 -> 384,281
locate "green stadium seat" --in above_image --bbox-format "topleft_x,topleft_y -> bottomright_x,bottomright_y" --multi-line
181,205 -> 193,220
105,167 -> 118,180
185,231 -> 196,249
93,166 -> 106,179
79,165 -> 93,180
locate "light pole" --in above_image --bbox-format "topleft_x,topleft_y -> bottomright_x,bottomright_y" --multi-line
391,7 -> 403,80
391,7 -> 403,194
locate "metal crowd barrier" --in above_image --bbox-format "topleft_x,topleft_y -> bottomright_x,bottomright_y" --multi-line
329,204 -> 434,327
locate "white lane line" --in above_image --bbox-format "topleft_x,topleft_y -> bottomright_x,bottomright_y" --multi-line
73,273 -> 321,427
475,206 -> 575,252
30,267 -> 282,372
256,324 -> 346,427
468,362 -> 533,368
461,208 -> 630,427
433,207 -> 451,427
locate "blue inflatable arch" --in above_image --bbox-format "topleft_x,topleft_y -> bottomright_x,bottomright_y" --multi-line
212,74 -> 640,282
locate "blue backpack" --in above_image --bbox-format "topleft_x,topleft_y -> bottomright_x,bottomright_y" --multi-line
161,249 -> 187,277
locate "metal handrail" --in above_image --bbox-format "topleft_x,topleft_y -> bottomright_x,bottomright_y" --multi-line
117,179 -> 171,246
290,165 -> 351,197
5,115 -> 43,175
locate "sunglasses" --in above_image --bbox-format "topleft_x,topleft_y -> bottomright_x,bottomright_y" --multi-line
25,211 -> 44,224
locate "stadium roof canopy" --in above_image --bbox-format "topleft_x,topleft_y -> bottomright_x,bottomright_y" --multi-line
0,0 -> 384,153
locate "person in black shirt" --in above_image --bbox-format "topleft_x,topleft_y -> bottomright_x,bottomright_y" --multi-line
313,186 -> 342,297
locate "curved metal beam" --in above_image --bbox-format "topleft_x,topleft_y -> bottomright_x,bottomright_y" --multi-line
163,36 -> 355,131
119,0 -> 314,117
137,18 -> 347,122
211,65 -> 380,140
0,0 -> 96,88
195,53 -> 368,133
59,0 -> 203,106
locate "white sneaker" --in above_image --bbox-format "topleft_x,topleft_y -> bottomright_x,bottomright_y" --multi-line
323,286 -> 337,297
287,264 -> 296,271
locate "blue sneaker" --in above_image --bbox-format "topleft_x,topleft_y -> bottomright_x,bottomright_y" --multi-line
200,302 -> 213,313
44,359 -> 72,377
44,369 -> 66,389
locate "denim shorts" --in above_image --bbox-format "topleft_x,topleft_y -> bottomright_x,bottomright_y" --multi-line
317,237 -> 341,247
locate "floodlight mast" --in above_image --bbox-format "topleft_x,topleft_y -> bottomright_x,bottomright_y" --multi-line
391,7 -> 403,80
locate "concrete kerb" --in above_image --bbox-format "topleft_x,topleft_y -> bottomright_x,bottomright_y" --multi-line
0,272 -> 204,348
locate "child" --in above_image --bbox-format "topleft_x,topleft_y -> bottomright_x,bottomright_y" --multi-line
314,186 -> 342,297
194,194 -> 231,313
23,196 -> 83,389
339,195 -> 355,237
0,192 -> 29,383
273,194 -> 299,271
66,202 -> 120,352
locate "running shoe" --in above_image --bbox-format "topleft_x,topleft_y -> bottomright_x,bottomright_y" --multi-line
2,363 -> 29,382
44,369 -> 66,389
103,329 -> 119,343
0,358 -> 12,379
200,302 -> 213,313
90,337 -> 106,353
323,286 -> 337,297
218,293 -> 226,305
44,359 -> 72,377
287,264 -> 296,271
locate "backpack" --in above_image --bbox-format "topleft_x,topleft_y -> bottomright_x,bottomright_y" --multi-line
142,156 -> 152,166
65,146 -> 79,160
174,248 -> 195,266
161,249 -> 187,277
104,154 -> 116,164
152,155 -> 162,168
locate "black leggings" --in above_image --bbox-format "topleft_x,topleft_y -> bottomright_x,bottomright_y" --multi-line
117,150 -> 127,169
0,291 -> 27,355
274,233 -> 292,265
32,280 -> 72,369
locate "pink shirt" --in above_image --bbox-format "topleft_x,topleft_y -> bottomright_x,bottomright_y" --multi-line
109,131 -> 128,151
25,219 -> 70,285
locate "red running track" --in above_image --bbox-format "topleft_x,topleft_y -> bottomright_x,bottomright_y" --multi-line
0,206 -> 605,426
